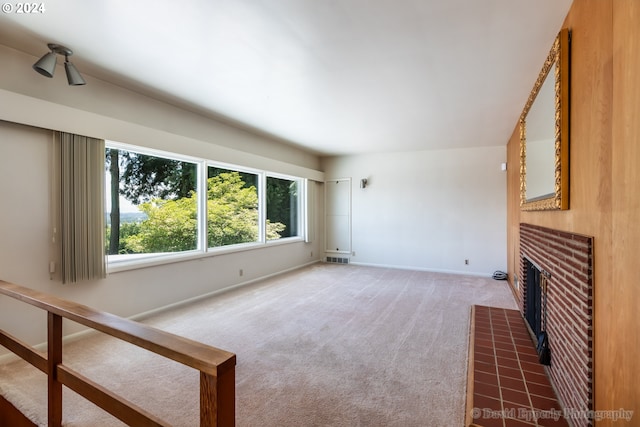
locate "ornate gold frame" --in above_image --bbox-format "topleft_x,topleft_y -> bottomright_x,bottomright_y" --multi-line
520,28 -> 570,211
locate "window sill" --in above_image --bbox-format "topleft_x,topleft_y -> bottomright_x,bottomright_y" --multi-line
107,237 -> 305,274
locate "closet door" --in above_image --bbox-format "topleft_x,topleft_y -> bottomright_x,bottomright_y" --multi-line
325,178 -> 351,254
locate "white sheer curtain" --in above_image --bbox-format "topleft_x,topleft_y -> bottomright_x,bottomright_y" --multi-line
54,131 -> 106,283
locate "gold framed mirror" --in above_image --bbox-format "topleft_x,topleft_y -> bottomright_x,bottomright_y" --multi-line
520,28 -> 570,211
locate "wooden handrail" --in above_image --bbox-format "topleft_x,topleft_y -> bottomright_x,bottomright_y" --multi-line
0,280 -> 236,427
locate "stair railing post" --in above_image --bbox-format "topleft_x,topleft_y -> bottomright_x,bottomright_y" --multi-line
48,312 -> 63,427
200,366 -> 235,427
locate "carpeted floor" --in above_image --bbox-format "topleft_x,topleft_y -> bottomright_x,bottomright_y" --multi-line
0,263 -> 517,426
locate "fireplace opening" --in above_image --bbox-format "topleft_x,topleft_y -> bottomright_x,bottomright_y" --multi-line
524,258 -> 542,337
524,258 -> 551,366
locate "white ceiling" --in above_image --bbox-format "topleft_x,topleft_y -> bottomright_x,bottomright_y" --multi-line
0,0 -> 572,156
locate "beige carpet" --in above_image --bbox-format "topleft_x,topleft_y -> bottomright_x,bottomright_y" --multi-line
0,263 -> 517,426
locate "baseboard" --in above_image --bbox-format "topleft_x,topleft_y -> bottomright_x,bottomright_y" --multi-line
129,260 -> 321,322
348,261 -> 492,278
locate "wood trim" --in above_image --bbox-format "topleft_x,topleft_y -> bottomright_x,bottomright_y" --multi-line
57,365 -> 167,427
465,305 -> 475,427
0,394 -> 36,427
0,328 -> 47,373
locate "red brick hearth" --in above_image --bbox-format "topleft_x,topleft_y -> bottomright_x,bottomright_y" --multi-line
467,305 -> 570,427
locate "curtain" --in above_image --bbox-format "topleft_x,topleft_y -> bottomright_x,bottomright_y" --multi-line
55,132 -> 106,283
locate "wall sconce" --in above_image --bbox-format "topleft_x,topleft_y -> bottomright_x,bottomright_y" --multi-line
360,178 -> 368,189
33,43 -> 86,86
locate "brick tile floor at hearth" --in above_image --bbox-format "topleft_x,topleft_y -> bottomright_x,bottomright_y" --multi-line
468,305 -> 570,427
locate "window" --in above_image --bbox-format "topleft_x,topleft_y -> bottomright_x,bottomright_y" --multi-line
266,176 -> 300,240
207,166 -> 260,248
105,142 -> 306,267
105,146 -> 198,261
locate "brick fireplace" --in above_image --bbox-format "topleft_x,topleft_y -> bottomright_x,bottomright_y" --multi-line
518,223 -> 593,427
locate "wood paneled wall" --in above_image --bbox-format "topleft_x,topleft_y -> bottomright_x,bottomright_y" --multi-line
506,0 -> 639,424
610,0 -> 640,421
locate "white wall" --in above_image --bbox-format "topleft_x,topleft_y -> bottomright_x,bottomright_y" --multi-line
322,146 -> 507,275
0,42 -> 325,354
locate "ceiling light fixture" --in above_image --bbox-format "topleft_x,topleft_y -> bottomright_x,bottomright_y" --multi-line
33,43 -> 86,86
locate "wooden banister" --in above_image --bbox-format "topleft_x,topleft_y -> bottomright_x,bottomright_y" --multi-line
0,280 -> 236,427
0,329 -> 47,373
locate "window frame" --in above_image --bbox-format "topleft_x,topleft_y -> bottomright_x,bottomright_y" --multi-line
205,160 -> 264,252
265,172 -> 305,243
105,141 -> 307,273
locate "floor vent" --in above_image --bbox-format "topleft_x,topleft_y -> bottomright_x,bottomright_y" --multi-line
326,257 -> 350,264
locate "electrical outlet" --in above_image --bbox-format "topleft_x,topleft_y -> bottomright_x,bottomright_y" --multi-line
310,251 -> 313,257
239,269 -> 243,277
464,259 -> 469,265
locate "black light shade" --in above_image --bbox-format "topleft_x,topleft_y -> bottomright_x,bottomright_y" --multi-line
65,59 -> 86,86
32,51 -> 58,77
33,43 -> 86,86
